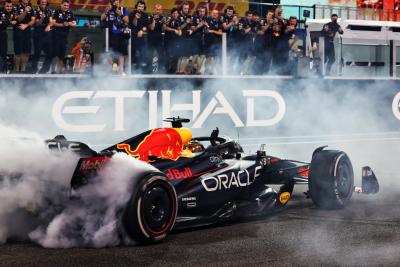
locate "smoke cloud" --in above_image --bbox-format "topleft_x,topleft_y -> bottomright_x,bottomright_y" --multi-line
0,74 -> 399,254
0,123 -> 155,248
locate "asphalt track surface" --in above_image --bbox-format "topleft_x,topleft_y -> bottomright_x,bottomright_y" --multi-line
1,140 -> 400,266
0,184 -> 400,267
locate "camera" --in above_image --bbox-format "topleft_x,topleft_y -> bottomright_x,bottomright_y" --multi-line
81,38 -> 92,53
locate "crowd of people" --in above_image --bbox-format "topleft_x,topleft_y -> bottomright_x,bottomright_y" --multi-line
103,1 -> 301,75
0,0 -> 304,75
0,0 -> 78,73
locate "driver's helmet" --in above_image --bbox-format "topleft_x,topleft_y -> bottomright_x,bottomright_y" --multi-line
183,140 -> 205,153
220,141 -> 244,159
181,140 -> 205,158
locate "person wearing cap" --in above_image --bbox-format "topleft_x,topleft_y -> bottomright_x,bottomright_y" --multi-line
321,13 -> 343,75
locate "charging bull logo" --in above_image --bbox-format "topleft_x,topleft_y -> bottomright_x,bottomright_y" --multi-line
117,128 -> 192,162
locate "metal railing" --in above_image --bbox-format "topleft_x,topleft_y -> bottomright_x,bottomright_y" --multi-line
315,37 -> 400,78
119,30 -> 228,76
315,4 -> 400,21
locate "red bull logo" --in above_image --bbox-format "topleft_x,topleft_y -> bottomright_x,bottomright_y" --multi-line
166,167 -> 193,180
117,128 -> 192,162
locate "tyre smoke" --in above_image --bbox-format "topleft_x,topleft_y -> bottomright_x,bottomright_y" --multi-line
0,76 -> 400,259
0,123 -> 155,248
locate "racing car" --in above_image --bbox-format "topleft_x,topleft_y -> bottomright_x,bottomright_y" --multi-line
46,117 -> 380,244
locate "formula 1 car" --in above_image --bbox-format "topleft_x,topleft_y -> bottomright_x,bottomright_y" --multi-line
46,117 -> 380,244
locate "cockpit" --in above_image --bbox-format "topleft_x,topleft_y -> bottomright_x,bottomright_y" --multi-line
183,140 -> 206,153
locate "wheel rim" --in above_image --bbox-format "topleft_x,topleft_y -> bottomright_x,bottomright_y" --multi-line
336,161 -> 353,199
142,184 -> 173,234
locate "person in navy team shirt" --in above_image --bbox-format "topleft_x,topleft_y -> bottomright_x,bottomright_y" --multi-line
101,0 -> 129,74
321,13 -> 344,75
128,0 -> 149,72
0,0 -> 16,73
51,0 -> 76,73
32,0 -> 53,73
13,0 -> 35,73
164,7 -> 182,73
148,3 -> 166,73
204,9 -> 223,57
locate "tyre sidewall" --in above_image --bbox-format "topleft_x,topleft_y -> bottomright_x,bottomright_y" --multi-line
122,173 -> 177,244
309,150 -> 354,209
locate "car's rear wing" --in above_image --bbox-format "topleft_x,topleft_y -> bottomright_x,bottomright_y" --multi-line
45,135 -> 97,158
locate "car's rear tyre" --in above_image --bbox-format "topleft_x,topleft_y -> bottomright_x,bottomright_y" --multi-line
122,173 -> 177,244
309,150 -> 354,209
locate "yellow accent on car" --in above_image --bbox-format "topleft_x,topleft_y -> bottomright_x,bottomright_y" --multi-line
279,192 -> 291,205
175,128 -> 192,146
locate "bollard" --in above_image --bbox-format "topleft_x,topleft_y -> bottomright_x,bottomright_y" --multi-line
319,36 -> 325,76
128,29 -> 132,76
222,32 -> 227,76
105,28 -> 109,53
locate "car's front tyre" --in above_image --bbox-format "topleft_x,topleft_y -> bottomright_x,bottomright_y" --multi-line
309,149 -> 354,209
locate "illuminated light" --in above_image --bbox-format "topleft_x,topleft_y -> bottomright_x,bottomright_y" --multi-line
271,158 -> 280,164
297,166 -> 309,178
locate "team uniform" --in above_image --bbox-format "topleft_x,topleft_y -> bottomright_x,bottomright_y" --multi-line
164,17 -> 182,73
178,13 -> 192,57
262,21 -> 274,74
13,3 -> 34,56
237,17 -> 253,66
52,8 -> 75,61
252,20 -> 270,74
204,16 -> 222,57
220,14 -> 237,50
104,6 -> 129,56
148,14 -> 165,72
285,24 -> 297,75
0,7 -> 14,72
270,17 -> 288,74
191,15 -> 208,55
321,21 -> 343,74
128,10 -> 149,70
32,5 -> 52,73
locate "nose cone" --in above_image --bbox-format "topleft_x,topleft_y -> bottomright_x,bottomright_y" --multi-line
175,128 -> 192,144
